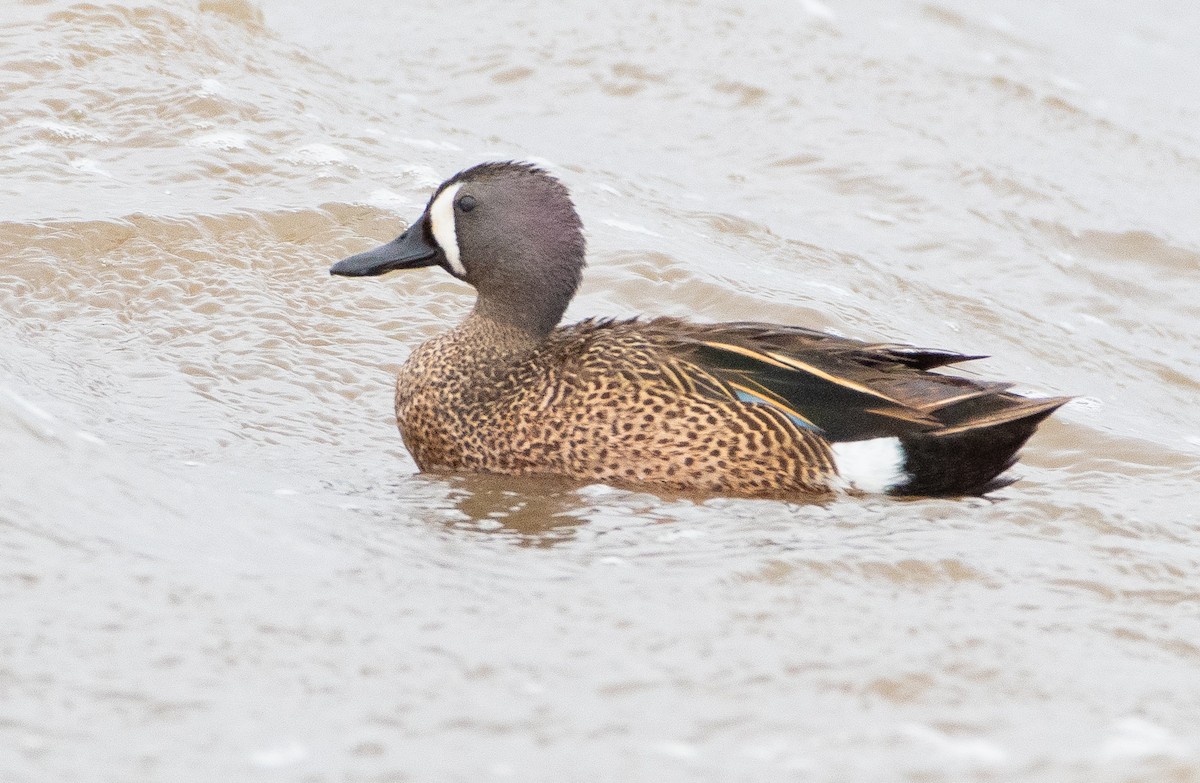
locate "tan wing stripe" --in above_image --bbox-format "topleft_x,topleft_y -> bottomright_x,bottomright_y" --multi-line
727,380 -> 818,429
927,397 -> 1071,436
732,376 -> 797,407
912,384 -> 1014,412
705,339 -> 916,410
702,341 -> 795,370
761,350 -> 907,404
863,406 -> 940,426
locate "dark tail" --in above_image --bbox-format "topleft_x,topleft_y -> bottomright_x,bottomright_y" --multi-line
893,396 -> 1070,496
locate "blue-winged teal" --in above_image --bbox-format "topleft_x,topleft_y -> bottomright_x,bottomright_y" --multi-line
331,161 -> 1069,497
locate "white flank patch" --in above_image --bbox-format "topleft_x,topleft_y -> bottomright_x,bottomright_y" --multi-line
831,437 -> 909,494
429,181 -> 465,276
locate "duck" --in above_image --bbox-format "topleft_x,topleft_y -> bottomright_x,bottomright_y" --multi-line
330,161 -> 1069,497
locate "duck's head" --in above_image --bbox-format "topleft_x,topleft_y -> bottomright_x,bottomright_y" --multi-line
331,161 -> 586,336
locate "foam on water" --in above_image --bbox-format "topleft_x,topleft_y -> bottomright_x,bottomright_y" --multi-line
284,143 -> 349,165
189,131 -> 250,150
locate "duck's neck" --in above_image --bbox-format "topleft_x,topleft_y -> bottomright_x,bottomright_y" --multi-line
469,293 -> 561,346
449,303 -> 547,362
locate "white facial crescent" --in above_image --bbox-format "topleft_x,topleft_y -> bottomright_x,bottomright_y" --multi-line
428,182 -> 465,277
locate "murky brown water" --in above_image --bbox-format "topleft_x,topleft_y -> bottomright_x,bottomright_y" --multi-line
3,0 -> 1199,780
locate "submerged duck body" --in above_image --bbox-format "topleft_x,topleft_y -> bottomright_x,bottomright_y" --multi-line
331,161 -> 1068,497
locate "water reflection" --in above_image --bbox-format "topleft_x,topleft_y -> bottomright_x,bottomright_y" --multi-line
438,472 -> 595,547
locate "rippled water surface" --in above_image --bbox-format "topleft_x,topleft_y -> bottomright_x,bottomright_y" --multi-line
3,1 -> 1199,780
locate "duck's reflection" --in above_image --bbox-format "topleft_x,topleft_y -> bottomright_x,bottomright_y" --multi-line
435,472 -> 593,548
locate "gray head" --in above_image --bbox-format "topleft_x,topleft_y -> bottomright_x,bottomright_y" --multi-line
330,161 -> 586,336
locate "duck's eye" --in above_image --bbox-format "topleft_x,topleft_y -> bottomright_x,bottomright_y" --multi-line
457,195 -> 477,213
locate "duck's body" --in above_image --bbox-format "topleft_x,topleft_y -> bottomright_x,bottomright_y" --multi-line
332,161 -> 1068,497
396,314 -> 841,495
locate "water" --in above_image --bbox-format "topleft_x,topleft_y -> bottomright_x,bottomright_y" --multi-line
2,1 -> 1199,780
